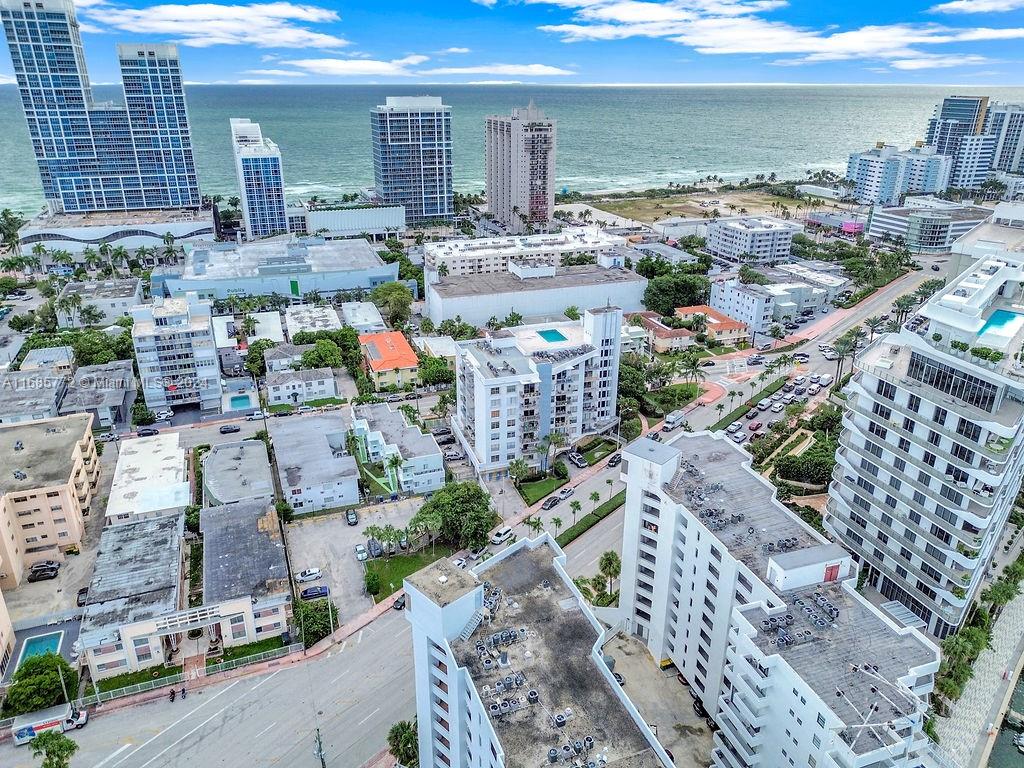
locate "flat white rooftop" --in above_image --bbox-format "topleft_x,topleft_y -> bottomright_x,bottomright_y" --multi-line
182,237 -> 384,280
105,433 -> 189,520
424,227 -> 621,262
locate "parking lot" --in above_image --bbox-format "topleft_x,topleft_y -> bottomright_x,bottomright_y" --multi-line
601,634 -> 714,766
285,496 -> 423,623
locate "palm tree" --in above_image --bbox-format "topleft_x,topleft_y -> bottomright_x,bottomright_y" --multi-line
727,389 -> 740,410
386,454 -> 404,495
56,291 -> 82,325
831,335 -> 857,384
864,315 -> 884,342
525,516 -> 543,535
79,304 -> 104,326
893,295 -> 917,324
715,403 -> 726,420
507,458 -> 529,487
569,500 -> 582,526
81,247 -> 101,272
241,315 -> 257,338
539,431 -> 566,473
598,550 -> 622,593
551,516 -> 563,537
387,719 -> 418,767
589,490 -> 600,512
606,477 -> 614,500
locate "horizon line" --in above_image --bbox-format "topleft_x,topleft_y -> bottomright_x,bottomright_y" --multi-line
4,80 -> 1024,88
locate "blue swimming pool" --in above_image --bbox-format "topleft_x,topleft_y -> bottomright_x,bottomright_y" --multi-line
538,329 -> 568,343
229,394 -> 252,409
16,630 -> 63,670
979,309 -> 1024,343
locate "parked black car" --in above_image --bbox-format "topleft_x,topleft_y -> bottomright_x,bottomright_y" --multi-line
346,509 -> 359,526
137,427 -> 159,437
393,595 -> 407,610
367,538 -> 384,558
76,587 -> 89,607
607,453 -> 621,467
27,567 -> 59,583
300,585 -> 330,600
541,496 -> 561,510
219,424 -> 241,434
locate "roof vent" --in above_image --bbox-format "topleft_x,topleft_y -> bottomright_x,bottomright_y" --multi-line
14,441 -> 23,451
13,470 -> 27,480
438,574 -> 448,585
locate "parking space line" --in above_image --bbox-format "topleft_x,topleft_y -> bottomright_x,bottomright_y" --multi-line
91,743 -> 132,768
339,640 -> 347,653
357,629 -> 363,644
254,722 -> 277,740
330,669 -> 350,684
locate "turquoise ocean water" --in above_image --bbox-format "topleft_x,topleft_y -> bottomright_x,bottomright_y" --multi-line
3,84 -> 1024,214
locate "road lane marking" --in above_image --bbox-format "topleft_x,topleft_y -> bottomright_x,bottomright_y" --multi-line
91,743 -> 132,768
254,722 -> 278,740
330,669 -> 350,684
250,669 -> 282,691
357,629 -> 364,644
110,680 -> 241,767
140,671 -> 281,768
339,640 -> 347,653
356,707 -> 381,726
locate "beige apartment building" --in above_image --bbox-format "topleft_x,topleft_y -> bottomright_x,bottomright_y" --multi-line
0,414 -> 99,590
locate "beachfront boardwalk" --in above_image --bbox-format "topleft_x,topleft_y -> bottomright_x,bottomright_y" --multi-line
935,592 -> 1024,768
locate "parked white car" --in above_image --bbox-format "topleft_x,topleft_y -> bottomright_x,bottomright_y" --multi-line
295,568 -> 323,583
154,409 -> 173,421
726,421 -> 743,434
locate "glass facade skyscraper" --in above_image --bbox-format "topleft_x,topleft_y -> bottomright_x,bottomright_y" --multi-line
370,96 -> 453,225
230,118 -> 286,240
0,0 -> 200,213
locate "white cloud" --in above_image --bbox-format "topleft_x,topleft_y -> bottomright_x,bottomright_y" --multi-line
0,72 -> 16,85
236,78 -> 283,84
82,2 -> 349,49
441,47 -> 472,54
283,55 -> 424,76
931,0 -> 1024,12
471,0 -> 498,6
466,80 -> 525,84
243,68 -> 308,76
418,63 -> 575,75
78,22 -> 106,33
261,54 -> 281,62
531,0 -> 1024,70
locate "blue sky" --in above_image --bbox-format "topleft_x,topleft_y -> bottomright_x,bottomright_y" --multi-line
2,0 -> 1024,85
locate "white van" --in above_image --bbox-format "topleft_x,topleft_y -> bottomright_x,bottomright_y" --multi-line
818,374 -> 835,387
490,526 -> 514,546
807,384 -> 821,396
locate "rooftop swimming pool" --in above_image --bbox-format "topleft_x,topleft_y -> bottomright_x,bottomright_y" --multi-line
229,394 -> 253,410
978,309 -> 1024,346
537,329 -> 568,343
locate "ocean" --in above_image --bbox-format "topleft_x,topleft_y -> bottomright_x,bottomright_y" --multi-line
3,83 -> 1024,215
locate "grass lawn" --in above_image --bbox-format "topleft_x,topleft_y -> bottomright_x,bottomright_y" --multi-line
359,462 -> 394,498
207,636 -> 284,666
367,545 -> 456,601
517,475 -> 568,505
96,664 -> 182,692
580,438 -> 617,466
268,403 -> 293,414
645,383 -> 701,414
306,397 -> 347,408
590,189 -> 807,224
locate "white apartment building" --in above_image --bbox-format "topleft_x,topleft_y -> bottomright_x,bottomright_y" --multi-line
772,261 -> 851,301
350,403 -> 445,495
131,293 -> 220,413
709,279 -> 775,334
990,102 -> 1024,175
423,227 -> 622,280
705,217 -> 801,264
230,118 -> 287,240
56,279 -> 143,328
371,96 -> 453,225
866,200 -> 992,255
403,536 -> 673,768
949,133 -> 996,191
265,368 -> 337,406
263,342 -> 314,373
426,260 -> 645,327
453,307 -> 621,480
846,144 -> 953,206
484,102 -> 556,234
616,434 -> 939,768
268,412 -> 360,513
828,216 -> 1024,637
283,304 -> 342,339
105,433 -> 189,526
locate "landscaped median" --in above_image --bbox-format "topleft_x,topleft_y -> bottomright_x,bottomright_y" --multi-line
556,490 -> 626,548
710,377 -> 788,431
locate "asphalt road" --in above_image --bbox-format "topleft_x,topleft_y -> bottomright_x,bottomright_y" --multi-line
0,612 -> 415,768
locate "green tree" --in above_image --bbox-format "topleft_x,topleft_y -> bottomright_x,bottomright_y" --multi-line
0,275 -> 18,298
31,729 -> 79,768
419,317 -> 435,334
78,304 -> 105,326
365,570 -> 382,595
551,516 -> 563,536
589,490 -> 600,511
300,339 -> 344,369
408,481 -> 493,551
275,499 -> 294,524
418,355 -> 455,386
131,402 -> 156,426
599,550 -> 622,592
370,282 -> 414,326
563,305 -> 581,321
3,653 -> 78,716
387,719 -> 419,767
293,598 -> 338,648
642,272 -> 711,315
606,477 -> 615,499
245,338 -> 277,377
